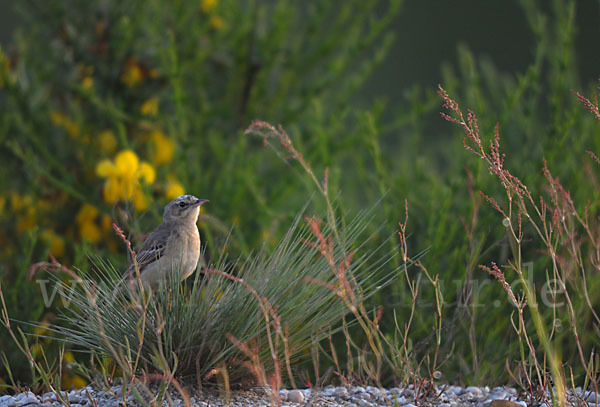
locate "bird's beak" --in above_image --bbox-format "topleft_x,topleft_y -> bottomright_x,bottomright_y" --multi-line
192,198 -> 209,207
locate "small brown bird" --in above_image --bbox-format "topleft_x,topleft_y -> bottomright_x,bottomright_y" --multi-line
124,195 -> 208,290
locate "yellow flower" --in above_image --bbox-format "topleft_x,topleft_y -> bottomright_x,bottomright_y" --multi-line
201,0 -> 218,13
150,130 -> 175,165
96,159 -> 116,177
10,191 -> 26,210
115,150 -> 139,175
101,214 -> 113,232
76,204 -> 99,224
97,130 -> 117,153
50,112 -> 66,125
76,204 -> 101,243
96,150 -> 156,209
79,220 -> 101,243
210,16 -> 224,30
41,230 -> 66,257
6,192 -> 36,233
16,207 -> 36,233
62,373 -> 86,389
121,177 -> 136,200
122,58 -> 143,87
64,351 -> 75,364
81,76 -> 93,90
165,179 -> 185,200
50,111 -> 80,139
33,320 -> 50,336
102,176 -> 122,203
138,162 -> 156,184
141,97 -> 159,116
133,188 -> 149,211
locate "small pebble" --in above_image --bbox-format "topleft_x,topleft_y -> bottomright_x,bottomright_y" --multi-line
402,388 -> 415,398
16,394 -> 39,407
0,395 -> 16,407
0,384 -> 579,407
68,395 -> 83,404
287,389 -> 304,403
330,387 -> 348,397
279,389 -> 288,401
358,392 -> 371,400
585,391 -> 599,403
490,401 -> 523,407
466,386 -> 483,396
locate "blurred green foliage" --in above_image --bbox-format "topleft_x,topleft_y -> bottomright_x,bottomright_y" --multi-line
0,0 -> 598,389
0,0 -> 401,387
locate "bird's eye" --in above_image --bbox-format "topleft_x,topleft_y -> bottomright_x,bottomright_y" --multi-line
178,202 -> 186,208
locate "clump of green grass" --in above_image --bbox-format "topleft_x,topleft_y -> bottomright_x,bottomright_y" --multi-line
48,205 -> 401,390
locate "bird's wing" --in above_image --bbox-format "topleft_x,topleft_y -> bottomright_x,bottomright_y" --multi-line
125,224 -> 172,275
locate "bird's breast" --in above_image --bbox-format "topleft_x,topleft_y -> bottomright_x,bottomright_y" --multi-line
171,225 -> 200,278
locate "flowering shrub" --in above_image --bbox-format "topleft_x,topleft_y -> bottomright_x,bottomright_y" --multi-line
0,0 -> 399,388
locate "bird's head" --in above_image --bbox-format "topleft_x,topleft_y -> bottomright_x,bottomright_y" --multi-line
163,195 -> 208,224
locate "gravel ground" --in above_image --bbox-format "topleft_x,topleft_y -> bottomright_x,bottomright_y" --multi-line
0,384 -> 596,407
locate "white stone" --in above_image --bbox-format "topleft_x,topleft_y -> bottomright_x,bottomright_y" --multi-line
585,391 -> 599,403
359,392 -> 371,400
287,390 -> 304,403
67,395 -> 83,404
390,395 -> 406,404
402,389 -> 415,398
16,394 -> 39,407
466,386 -> 482,396
0,395 -> 16,407
278,389 -> 288,401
